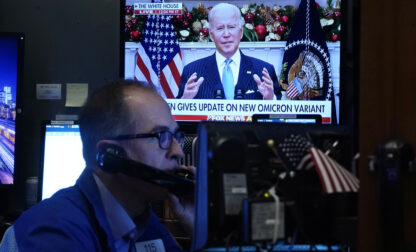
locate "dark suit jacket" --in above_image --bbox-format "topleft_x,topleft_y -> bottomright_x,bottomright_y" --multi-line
9,168 -> 183,251
177,51 -> 282,99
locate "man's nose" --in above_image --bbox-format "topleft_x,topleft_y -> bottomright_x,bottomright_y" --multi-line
223,28 -> 231,36
167,138 -> 185,160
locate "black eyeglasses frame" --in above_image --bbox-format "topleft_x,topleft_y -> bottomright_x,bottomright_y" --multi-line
108,130 -> 185,150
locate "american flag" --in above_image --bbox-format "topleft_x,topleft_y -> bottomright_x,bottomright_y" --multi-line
134,15 -> 183,98
286,78 -> 303,99
278,134 -> 359,194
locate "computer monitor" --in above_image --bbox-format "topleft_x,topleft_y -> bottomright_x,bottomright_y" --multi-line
193,121 -> 355,250
39,121 -> 85,200
0,32 -> 24,185
252,114 -> 321,124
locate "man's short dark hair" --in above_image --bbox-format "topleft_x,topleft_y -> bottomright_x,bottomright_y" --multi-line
79,80 -> 156,166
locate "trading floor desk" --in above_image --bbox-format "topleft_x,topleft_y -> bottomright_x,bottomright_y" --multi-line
201,244 -> 341,251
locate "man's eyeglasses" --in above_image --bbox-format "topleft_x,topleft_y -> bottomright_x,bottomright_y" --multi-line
109,130 -> 185,150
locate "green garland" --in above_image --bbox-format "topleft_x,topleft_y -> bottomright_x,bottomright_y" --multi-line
124,1 -> 341,43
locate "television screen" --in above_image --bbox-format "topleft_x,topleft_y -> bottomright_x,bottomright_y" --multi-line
122,0 -> 343,124
39,122 -> 85,200
0,33 -> 23,185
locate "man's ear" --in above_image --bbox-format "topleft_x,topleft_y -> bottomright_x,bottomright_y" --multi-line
209,31 -> 215,42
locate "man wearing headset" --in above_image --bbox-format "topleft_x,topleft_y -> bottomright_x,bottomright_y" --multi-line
1,80 -> 194,251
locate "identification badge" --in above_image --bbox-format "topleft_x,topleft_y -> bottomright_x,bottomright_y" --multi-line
135,239 -> 166,252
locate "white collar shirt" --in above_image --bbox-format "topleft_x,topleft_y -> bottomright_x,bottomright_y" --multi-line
215,50 -> 241,87
93,174 -> 149,251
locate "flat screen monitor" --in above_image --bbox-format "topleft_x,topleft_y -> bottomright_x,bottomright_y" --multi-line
0,32 -> 24,185
39,121 -> 85,200
121,0 -> 357,126
193,121 -> 354,250
253,114 -> 321,124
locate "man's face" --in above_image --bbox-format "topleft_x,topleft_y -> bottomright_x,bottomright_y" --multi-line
93,88 -> 185,208
209,8 -> 243,59
122,90 -> 184,172
113,90 -> 184,200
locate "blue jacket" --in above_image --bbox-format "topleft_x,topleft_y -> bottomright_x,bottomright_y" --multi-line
177,51 -> 282,100
8,168 -> 183,251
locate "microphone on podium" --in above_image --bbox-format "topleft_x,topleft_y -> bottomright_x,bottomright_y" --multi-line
214,89 -> 224,99
234,89 -> 244,99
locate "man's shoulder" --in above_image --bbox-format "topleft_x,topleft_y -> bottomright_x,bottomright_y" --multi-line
12,186 -> 100,249
242,53 -> 273,68
183,54 -> 214,68
15,186 -> 91,230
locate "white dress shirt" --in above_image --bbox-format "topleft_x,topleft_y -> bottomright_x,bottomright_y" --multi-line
215,50 -> 241,87
94,174 -> 149,251
215,50 -> 276,100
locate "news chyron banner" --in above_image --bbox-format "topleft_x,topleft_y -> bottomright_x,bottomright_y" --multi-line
134,2 -> 182,15
167,99 -> 331,123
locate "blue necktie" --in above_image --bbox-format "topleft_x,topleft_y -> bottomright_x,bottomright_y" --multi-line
222,59 -> 234,100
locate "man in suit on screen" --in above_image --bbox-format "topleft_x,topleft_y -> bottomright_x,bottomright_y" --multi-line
176,3 -> 282,100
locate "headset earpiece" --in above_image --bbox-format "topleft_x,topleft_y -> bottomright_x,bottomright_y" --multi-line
94,143 -> 194,196
96,144 -> 127,168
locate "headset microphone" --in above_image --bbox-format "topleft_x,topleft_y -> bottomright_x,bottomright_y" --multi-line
96,144 -> 194,196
